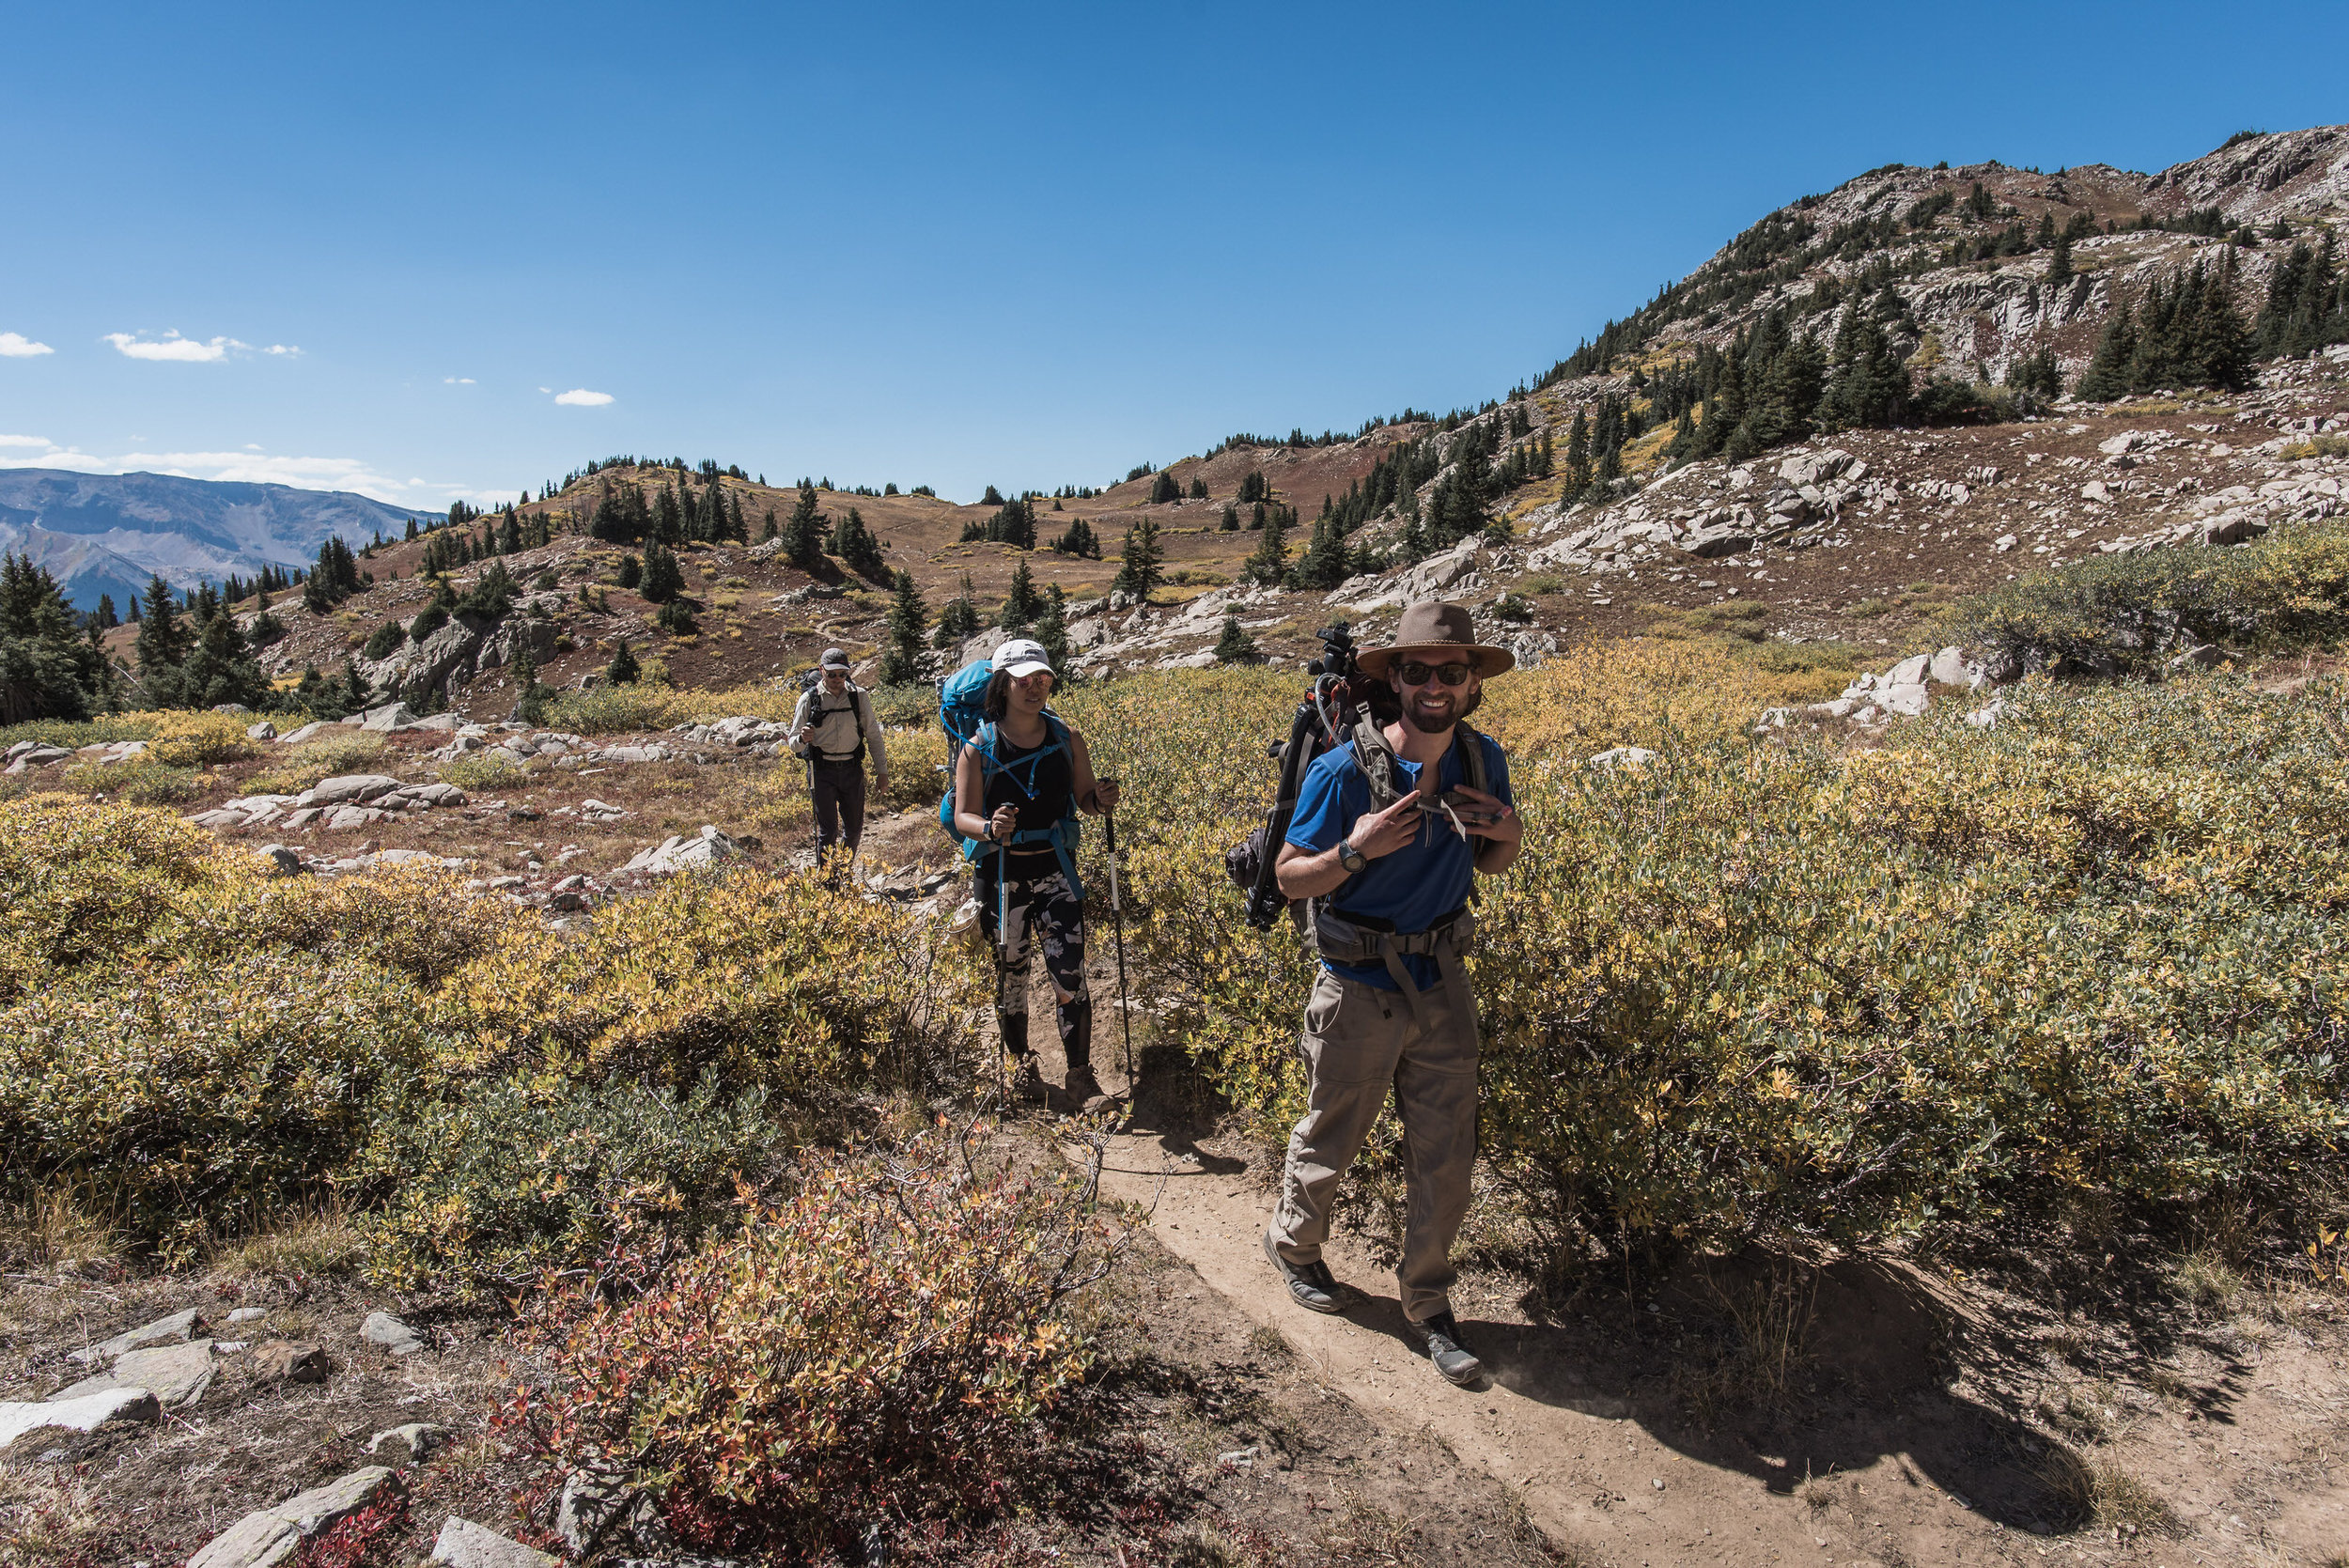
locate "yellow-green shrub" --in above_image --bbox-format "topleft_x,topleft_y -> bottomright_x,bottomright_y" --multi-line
145,710 -> 260,768
0,955 -> 430,1258
1079,655 -> 2349,1269
431,866 -> 984,1093
355,1076 -> 789,1298
60,756 -> 200,804
242,731 -> 387,795
0,799 -> 237,1001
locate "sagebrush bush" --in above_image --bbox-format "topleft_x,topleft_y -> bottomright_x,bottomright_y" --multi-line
0,798 -> 966,1265
0,954 -> 429,1258
506,1128 -> 1109,1555
1952,520 -> 2349,676
356,1076 -> 788,1298
242,731 -> 387,795
431,867 -> 981,1092
438,753 -> 528,792
1073,656 -> 2349,1272
61,756 -> 199,804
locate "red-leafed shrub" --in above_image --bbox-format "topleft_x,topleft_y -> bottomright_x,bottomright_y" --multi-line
503,1127 -> 1115,1556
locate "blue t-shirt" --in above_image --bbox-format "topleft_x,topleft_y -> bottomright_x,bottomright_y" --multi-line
1284,730 -> 1514,991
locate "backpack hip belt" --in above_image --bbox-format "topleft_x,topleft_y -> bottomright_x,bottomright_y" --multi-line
1311,903 -> 1477,1029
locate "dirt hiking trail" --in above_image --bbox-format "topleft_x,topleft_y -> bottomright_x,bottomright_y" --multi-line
1066,1102 -> 2349,1567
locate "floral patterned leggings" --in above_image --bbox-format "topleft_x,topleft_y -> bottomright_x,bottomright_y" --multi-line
976,853 -> 1092,1068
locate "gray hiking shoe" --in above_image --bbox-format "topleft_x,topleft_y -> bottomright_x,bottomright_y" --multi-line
1417,1311 -> 1485,1386
1264,1228 -> 1352,1314
1062,1064 -> 1118,1112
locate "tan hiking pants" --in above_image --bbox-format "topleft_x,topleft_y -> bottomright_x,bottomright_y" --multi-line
1268,965 -> 1479,1324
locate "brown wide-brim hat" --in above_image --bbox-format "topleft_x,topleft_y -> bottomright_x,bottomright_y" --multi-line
1355,600 -> 1517,680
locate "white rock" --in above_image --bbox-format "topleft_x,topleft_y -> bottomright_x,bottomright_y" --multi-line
301,773 -> 401,807
431,1516 -> 558,1568
1927,646 -> 1976,687
1884,654 -> 1931,687
618,825 -> 743,877
245,721 -> 278,740
1587,746 -> 1658,770
1878,684 -> 1931,718
0,1387 -> 160,1452
277,721 -> 334,744
2081,481 -> 2112,503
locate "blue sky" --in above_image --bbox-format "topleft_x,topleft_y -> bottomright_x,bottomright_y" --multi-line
1,2 -> 2341,509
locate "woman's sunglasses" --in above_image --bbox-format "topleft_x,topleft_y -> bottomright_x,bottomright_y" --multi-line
1394,660 -> 1475,688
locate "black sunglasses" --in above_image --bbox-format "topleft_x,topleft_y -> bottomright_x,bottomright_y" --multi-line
1394,660 -> 1475,688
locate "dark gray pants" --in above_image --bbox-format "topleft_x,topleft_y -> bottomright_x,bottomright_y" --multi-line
810,757 -> 866,856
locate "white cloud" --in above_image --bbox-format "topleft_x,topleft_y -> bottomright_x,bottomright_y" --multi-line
443,376 -> 475,384
0,440 -> 480,505
554,388 -> 614,407
0,333 -> 54,358
101,330 -> 303,363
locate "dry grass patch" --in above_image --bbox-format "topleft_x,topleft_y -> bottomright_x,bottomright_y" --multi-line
2035,1446 -> 2181,1537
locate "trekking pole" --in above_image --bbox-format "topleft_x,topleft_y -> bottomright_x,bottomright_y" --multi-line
996,847 -> 1014,1110
1102,790 -> 1135,1096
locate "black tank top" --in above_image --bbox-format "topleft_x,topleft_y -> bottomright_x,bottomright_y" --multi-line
979,727 -> 1075,852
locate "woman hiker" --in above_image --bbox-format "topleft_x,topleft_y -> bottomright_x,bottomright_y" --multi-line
951,637 -> 1123,1110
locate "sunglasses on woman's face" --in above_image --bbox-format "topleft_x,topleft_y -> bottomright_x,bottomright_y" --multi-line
1395,660 -> 1475,688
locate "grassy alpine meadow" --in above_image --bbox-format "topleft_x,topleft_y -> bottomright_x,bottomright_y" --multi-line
1065,644 -> 2349,1275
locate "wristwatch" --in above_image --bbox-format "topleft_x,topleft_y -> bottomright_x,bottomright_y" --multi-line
1337,838 -> 1368,875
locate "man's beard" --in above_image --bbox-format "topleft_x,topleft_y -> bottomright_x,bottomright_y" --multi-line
1404,685 -> 1481,734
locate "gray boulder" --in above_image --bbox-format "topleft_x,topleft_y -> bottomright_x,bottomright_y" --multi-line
357,702 -> 420,732
619,826 -> 743,877
69,1307 -> 203,1363
301,774 -> 401,807
190,1467 -> 404,1568
245,720 -> 278,740
362,1311 -> 426,1357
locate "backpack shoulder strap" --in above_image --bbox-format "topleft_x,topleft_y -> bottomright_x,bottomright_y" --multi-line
1454,722 -> 1490,796
1348,709 -> 1405,809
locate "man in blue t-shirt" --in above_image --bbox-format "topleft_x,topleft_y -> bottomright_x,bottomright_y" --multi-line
1266,600 -> 1524,1389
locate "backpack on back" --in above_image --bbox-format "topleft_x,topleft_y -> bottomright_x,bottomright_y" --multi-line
934,658 -> 1082,895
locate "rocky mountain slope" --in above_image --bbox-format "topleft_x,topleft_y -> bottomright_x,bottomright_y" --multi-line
0,468 -> 431,610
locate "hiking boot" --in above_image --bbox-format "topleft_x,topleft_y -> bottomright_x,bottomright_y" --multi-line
1062,1063 -> 1116,1112
1416,1311 -> 1485,1387
1007,1055 -> 1048,1105
1263,1228 -> 1352,1314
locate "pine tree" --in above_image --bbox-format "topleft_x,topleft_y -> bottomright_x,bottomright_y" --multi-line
1050,516 -> 1100,557
2047,228 -> 2074,286
1149,470 -> 1182,505
1563,408 -> 1592,496
0,553 -> 102,723
881,568 -> 928,686
1212,613 -> 1260,665
784,483 -> 827,570
173,606 -> 269,710
2075,298 -> 2139,400
1242,506 -> 1288,586
1034,583 -> 1072,677
832,505 -> 889,580
640,541 -> 685,603
132,573 -> 194,703
606,639 -> 642,685
1220,504 -> 1240,532
999,558 -> 1042,630
1291,511 -> 1353,589
1111,517 -> 1165,598
935,572 -> 982,649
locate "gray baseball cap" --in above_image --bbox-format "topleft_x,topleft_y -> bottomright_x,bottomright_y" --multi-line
819,646 -> 850,670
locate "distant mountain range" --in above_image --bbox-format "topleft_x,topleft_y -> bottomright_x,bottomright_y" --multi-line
0,469 -> 432,611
